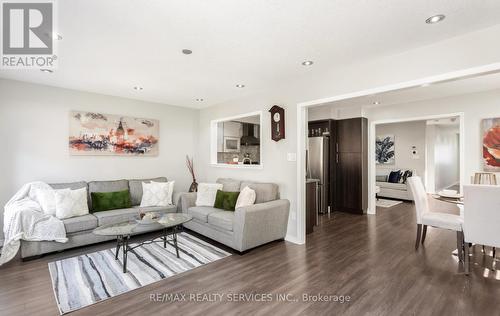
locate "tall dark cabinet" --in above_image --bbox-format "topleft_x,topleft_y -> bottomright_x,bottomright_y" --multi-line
335,118 -> 368,214
308,117 -> 367,215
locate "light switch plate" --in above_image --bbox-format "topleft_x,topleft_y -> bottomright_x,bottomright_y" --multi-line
287,153 -> 297,162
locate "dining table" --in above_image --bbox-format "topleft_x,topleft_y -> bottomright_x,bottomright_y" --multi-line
431,194 -> 463,205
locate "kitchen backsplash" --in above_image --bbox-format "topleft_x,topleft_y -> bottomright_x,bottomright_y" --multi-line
217,145 -> 260,164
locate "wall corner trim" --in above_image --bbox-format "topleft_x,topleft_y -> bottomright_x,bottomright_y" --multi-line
285,234 -> 305,245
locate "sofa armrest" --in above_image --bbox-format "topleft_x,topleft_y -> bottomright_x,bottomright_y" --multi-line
178,192 -> 197,213
172,191 -> 183,206
233,199 -> 290,252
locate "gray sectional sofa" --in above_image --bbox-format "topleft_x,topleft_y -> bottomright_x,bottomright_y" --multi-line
376,169 -> 416,201
21,177 -> 177,259
179,178 -> 290,252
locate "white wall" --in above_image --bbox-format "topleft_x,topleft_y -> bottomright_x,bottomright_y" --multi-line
432,125 -> 460,191
198,96 -> 299,240
0,79 -> 199,240
197,24 -> 500,243
308,106 -> 333,121
375,121 -> 426,180
426,124 -> 460,192
425,124 -> 437,192
308,104 -> 364,121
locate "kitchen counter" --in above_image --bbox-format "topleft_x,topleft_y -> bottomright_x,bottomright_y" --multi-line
306,178 -> 320,183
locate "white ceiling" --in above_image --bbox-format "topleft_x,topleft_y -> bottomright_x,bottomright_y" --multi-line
317,71 -> 500,109
2,0 -> 500,109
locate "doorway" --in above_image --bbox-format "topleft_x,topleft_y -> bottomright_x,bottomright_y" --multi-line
373,114 -> 463,211
297,65 -> 500,242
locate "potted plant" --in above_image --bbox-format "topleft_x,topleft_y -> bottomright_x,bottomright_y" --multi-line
186,155 -> 198,192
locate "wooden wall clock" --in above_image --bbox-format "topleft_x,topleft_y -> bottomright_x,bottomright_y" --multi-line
269,105 -> 285,141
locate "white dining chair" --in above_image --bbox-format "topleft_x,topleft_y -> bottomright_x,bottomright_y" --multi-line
463,185 -> 500,275
407,177 -> 464,260
471,173 -> 498,255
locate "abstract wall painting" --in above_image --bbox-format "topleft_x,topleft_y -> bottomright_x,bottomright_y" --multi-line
482,117 -> 500,171
376,135 -> 395,164
69,111 -> 159,156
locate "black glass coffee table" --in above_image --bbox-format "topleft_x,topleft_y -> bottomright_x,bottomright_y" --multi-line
93,213 -> 192,273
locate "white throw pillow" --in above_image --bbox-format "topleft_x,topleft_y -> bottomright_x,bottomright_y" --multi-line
235,186 -> 256,209
140,181 -> 175,207
33,188 -> 57,216
166,180 -> 175,205
195,183 -> 223,207
55,187 -> 89,219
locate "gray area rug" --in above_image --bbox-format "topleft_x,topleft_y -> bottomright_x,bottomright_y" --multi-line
48,232 -> 231,314
376,198 -> 403,208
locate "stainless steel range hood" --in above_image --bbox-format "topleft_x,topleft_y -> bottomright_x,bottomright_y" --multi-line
241,123 -> 260,146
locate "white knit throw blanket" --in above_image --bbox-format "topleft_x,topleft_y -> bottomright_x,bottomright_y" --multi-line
0,182 -> 67,265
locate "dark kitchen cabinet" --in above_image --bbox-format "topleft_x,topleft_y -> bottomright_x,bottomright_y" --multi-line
334,118 -> 368,214
306,180 -> 318,234
337,118 -> 363,152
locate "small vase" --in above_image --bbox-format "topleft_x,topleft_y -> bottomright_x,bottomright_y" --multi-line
189,180 -> 198,192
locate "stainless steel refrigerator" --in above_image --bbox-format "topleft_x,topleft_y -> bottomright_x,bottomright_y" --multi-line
306,136 -> 330,214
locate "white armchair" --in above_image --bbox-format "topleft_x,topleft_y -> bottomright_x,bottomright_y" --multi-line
407,177 -> 464,259
463,185 -> 500,275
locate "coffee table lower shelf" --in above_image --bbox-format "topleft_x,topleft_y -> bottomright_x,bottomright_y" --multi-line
114,226 -> 182,273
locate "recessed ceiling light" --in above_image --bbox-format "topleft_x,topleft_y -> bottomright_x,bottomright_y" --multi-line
40,68 -> 53,73
373,101 -> 380,105
426,14 -> 445,24
196,98 -> 204,101
133,86 -> 143,91
182,49 -> 192,55
302,60 -> 314,66
236,84 -> 245,88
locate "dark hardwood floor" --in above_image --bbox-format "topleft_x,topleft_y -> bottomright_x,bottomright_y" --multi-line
1,200 -> 500,316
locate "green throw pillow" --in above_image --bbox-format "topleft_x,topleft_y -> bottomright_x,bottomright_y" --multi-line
91,190 -> 132,212
213,190 -> 240,211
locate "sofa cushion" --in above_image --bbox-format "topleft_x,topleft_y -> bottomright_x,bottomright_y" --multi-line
62,214 -> 98,233
88,180 -> 129,210
93,208 -> 138,226
216,178 -> 241,192
129,177 -> 168,206
240,182 -> 279,204
187,206 -> 219,223
50,181 -> 90,209
388,171 -> 402,183
376,175 -> 387,182
400,170 -> 413,184
49,181 -> 87,191
88,179 -> 129,194
214,190 -> 239,211
376,181 -> 408,191
91,190 -> 131,212
208,211 -> 234,232
235,186 -> 256,209
93,205 -> 177,226
136,205 -> 177,213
